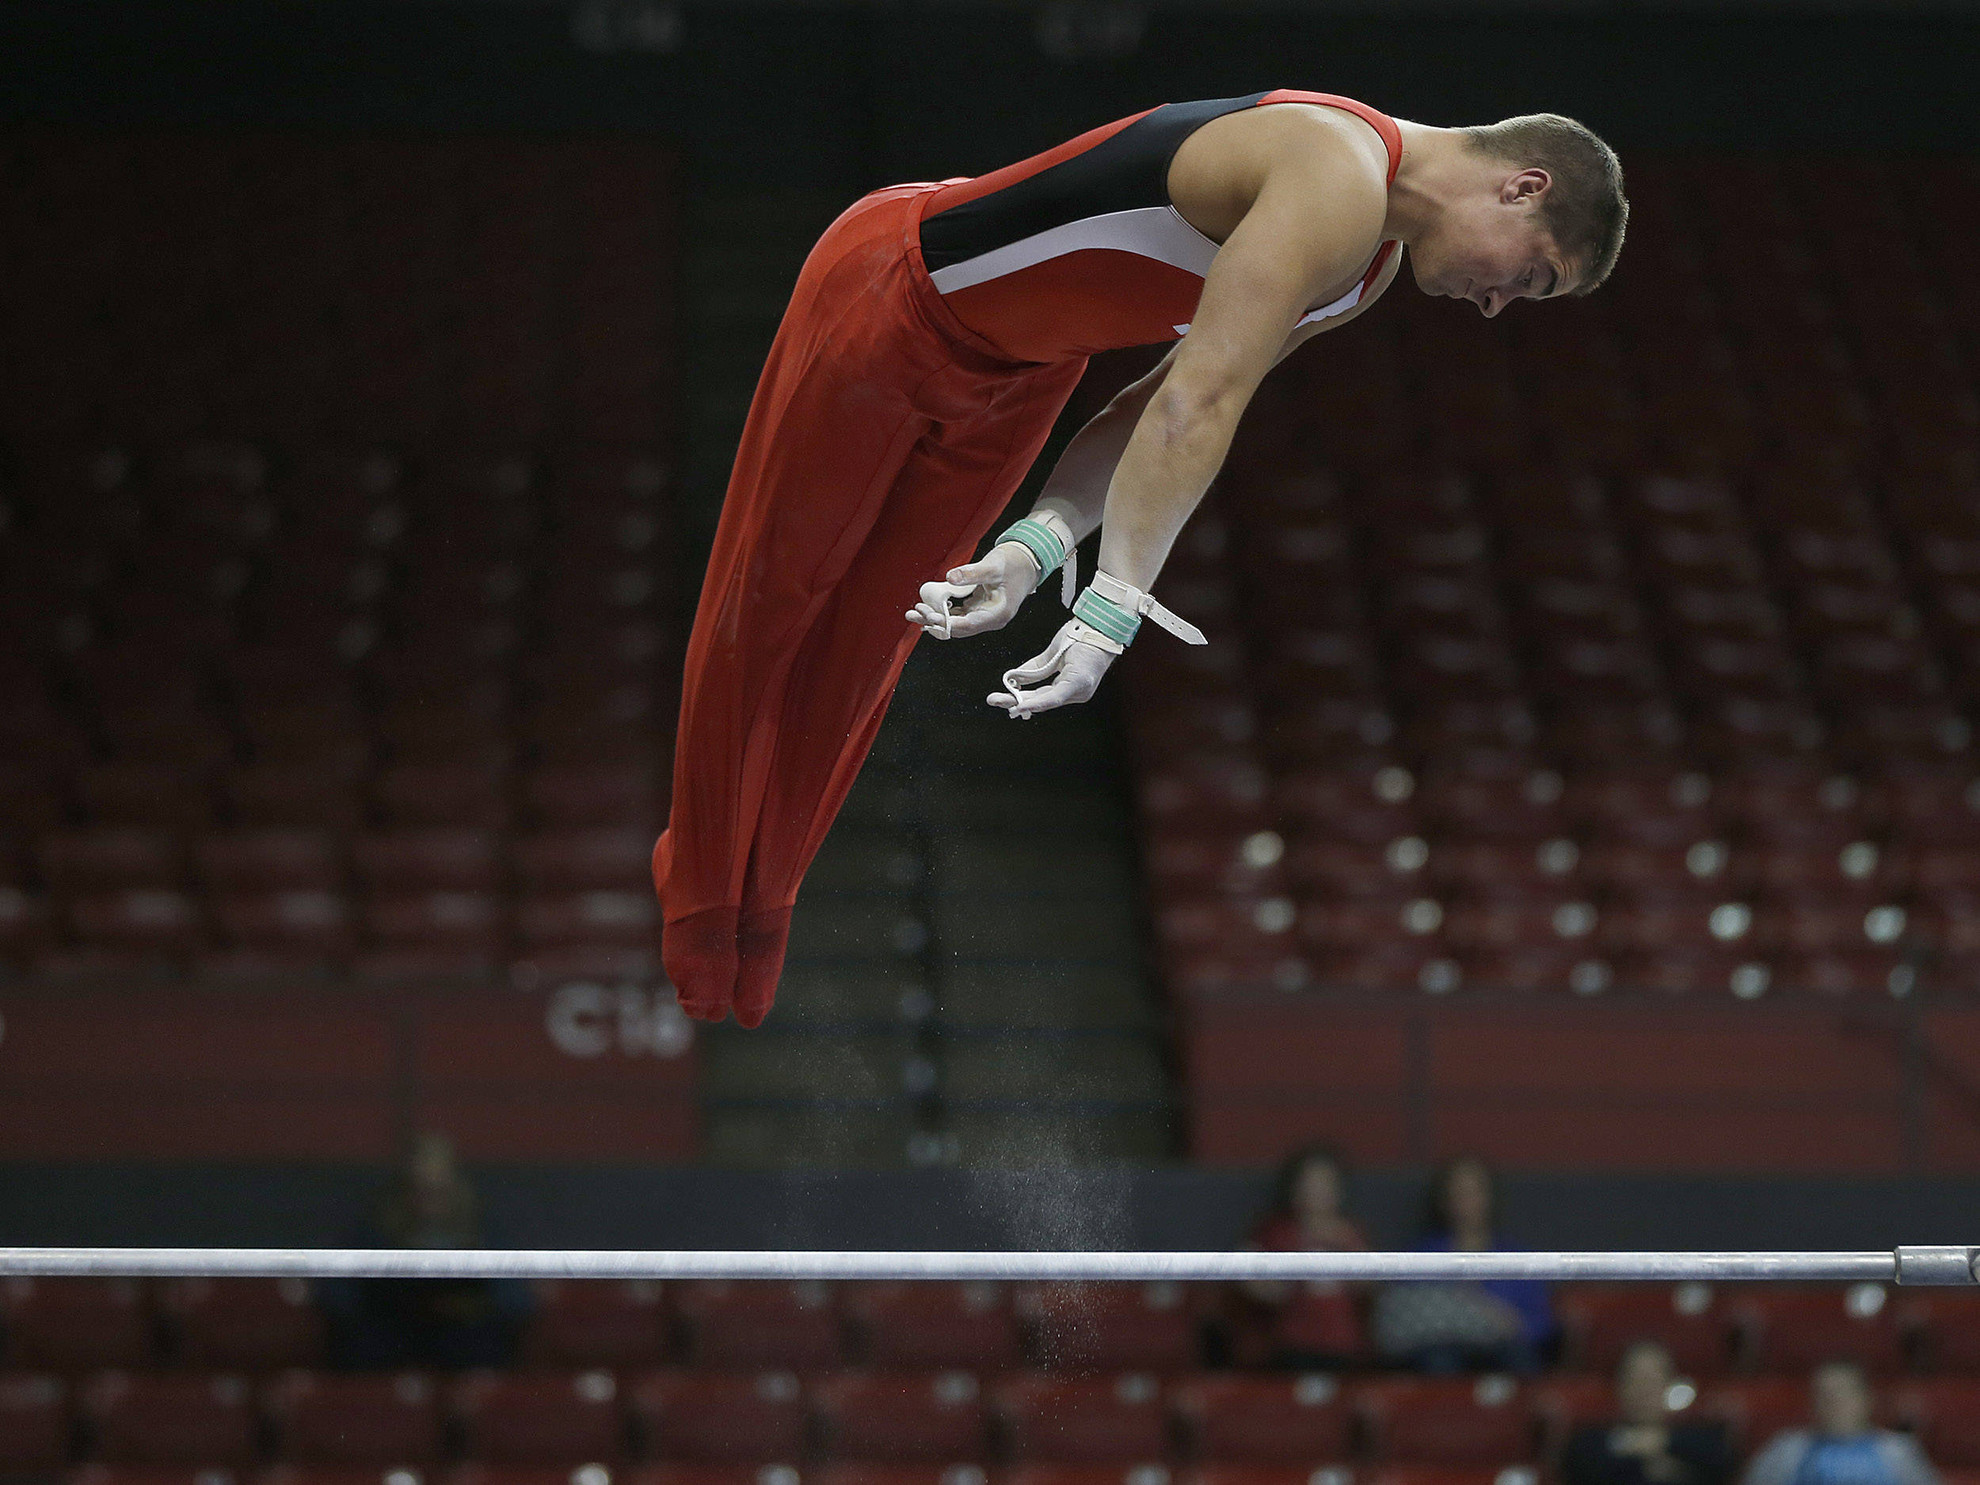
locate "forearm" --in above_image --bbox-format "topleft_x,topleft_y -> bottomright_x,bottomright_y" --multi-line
1093,385 -> 1240,591
1030,357 -> 1174,543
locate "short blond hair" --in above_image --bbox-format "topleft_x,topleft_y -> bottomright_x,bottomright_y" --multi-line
1462,113 -> 1628,294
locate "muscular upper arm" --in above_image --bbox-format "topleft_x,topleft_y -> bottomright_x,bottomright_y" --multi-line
1161,116 -> 1389,416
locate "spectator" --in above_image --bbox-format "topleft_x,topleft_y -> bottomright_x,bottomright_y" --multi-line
1563,1340 -> 1735,1485
1741,1361 -> 1938,1485
1372,1153 -> 1557,1373
1238,1144 -> 1370,1367
319,1131 -> 534,1368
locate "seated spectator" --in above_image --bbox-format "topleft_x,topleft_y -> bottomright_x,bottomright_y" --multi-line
1372,1153 -> 1557,1373
1238,1144 -> 1370,1367
319,1131 -> 534,1368
1741,1361 -> 1939,1485
1564,1340 -> 1735,1485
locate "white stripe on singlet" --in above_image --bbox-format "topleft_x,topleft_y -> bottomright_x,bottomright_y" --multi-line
926,204 -> 1219,294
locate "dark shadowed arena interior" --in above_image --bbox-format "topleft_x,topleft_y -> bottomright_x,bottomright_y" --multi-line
1,0 -> 1979,1480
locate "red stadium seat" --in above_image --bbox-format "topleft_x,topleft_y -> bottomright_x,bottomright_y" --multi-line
622,1470 -> 803,1485
1002,1467 -> 1175,1485
372,762 -> 512,829
1907,1291 -> 1980,1371
1735,1284 -> 1907,1373
225,767 -> 365,832
671,1283 -> 842,1369
76,764 -> 216,830
1888,1379 -> 1980,1465
1168,1375 -> 1353,1463
360,893 -> 505,960
992,1375 -> 1169,1463
522,1282 -> 669,1368
514,893 -> 660,955
260,1468 -> 436,1485
809,1468 -> 984,1485
1526,1377 -> 1616,1451
3,1278 -> 154,1370
843,1285 -> 1023,1373
1144,835 -> 1288,905
1138,758 -> 1272,836
0,1374 -> 70,1471
444,1468 -> 620,1485
513,832 -> 655,894
82,1373 -> 257,1465
209,892 -> 353,962
196,833 -> 343,893
1694,1379 -> 1810,1454
1356,1378 -> 1537,1465
352,832 -> 503,894
37,830 -> 184,893
72,1468 -> 244,1485
0,888 -> 57,966
1359,1469 -> 1537,1485
811,1372 -> 991,1462
1181,1469 -> 1349,1485
450,1372 -> 626,1464
161,1279 -> 325,1370
67,890 -> 205,957
626,1373 -> 806,1463
265,1373 -> 446,1465
1556,1283 -> 1736,1374
1018,1285 -> 1203,1373
520,757 -> 660,825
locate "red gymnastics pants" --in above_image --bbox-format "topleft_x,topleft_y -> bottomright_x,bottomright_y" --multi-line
652,181 -> 1088,1027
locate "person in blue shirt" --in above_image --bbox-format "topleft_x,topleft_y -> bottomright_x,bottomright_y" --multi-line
1372,1153 -> 1558,1373
1741,1362 -> 1938,1485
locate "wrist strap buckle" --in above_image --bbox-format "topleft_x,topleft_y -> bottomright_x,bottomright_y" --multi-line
1088,569 -> 1208,645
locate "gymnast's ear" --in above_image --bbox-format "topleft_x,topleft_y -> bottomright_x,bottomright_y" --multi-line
1501,168 -> 1553,206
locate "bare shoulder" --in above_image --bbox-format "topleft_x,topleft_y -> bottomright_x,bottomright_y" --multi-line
1265,101 -> 1393,187
1170,100 -> 1389,245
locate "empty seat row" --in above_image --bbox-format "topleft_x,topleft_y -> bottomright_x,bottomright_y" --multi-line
4,1370 -> 1977,1470
5,1280 -> 1980,1379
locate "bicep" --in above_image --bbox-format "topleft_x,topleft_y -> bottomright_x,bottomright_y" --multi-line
1167,154 -> 1385,409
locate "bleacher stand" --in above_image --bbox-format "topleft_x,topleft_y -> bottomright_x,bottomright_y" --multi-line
0,133 -> 678,988
0,1273 -> 1966,1484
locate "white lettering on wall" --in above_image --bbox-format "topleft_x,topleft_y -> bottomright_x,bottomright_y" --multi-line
546,983 -> 693,1059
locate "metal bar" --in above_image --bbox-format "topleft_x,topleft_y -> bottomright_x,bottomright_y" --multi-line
0,1247 -> 1969,1283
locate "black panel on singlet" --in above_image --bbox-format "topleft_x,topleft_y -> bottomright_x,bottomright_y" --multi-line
919,92 -> 1270,273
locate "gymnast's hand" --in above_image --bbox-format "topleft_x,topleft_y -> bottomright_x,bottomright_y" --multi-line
988,619 -> 1117,719
906,542 -> 1040,640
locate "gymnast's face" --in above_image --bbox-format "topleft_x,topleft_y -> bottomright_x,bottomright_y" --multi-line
1410,167 -> 1572,317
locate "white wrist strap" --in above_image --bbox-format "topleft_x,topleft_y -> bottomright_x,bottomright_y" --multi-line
1089,568 -> 1208,645
1038,510 -> 1078,607
1066,617 -> 1125,655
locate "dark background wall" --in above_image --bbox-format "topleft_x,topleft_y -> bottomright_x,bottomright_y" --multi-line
2,2 -> 1978,166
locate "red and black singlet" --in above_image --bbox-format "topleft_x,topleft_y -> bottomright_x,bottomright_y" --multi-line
915,89 -> 1403,364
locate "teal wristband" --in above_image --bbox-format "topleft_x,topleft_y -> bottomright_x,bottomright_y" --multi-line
1073,586 -> 1141,647
997,516 -> 1068,579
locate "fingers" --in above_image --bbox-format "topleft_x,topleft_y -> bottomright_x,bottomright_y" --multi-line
1000,633 -> 1073,691
945,560 -> 997,585
989,628 -> 1113,718
919,579 -> 974,609
906,599 -> 950,636
907,580 -> 976,639
939,603 -> 1010,639
988,672 -> 1092,718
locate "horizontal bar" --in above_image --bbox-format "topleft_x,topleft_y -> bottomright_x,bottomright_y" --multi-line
0,1247 -> 1970,1283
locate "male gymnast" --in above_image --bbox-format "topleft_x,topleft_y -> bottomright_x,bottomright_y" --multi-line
654,89 -> 1629,1026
